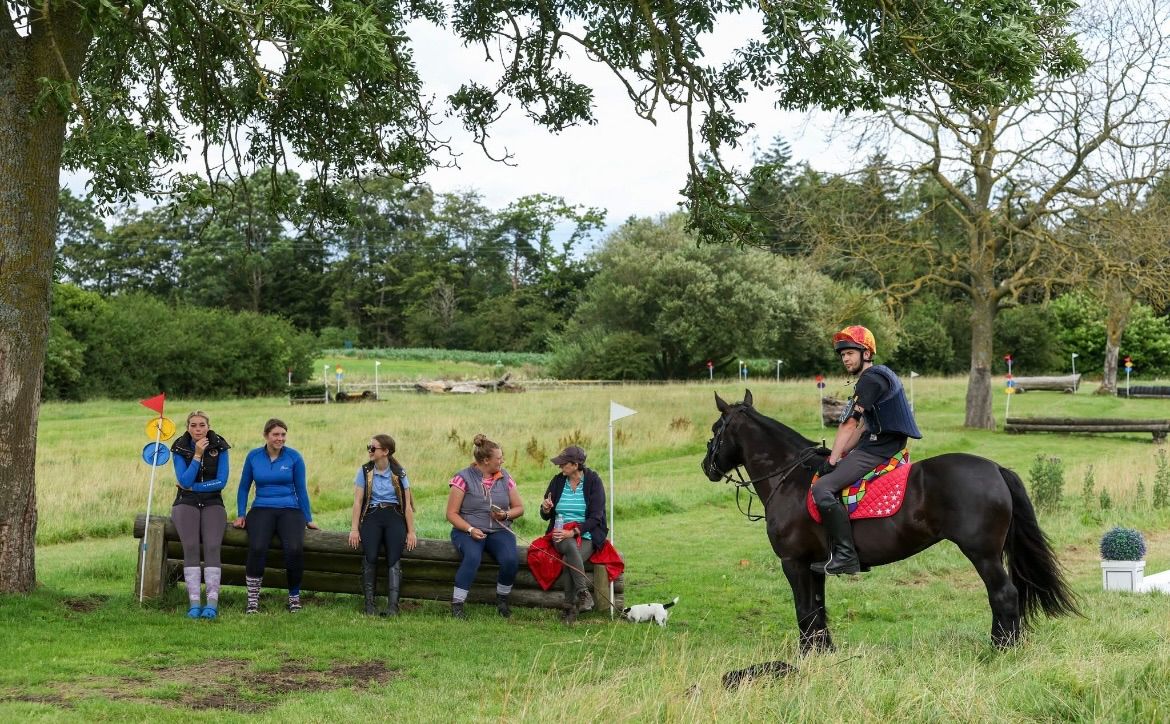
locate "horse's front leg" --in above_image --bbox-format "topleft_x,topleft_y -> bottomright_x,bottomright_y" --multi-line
781,558 -> 835,655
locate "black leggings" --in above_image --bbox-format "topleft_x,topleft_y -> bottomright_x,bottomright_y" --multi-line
360,507 -> 407,567
245,507 -> 306,592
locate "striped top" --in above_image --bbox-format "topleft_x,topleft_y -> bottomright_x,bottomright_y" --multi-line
559,479 -> 591,539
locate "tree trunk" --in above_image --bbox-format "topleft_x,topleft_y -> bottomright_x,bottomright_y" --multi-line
1097,281 -> 1133,396
0,14 -> 89,592
964,294 -> 997,429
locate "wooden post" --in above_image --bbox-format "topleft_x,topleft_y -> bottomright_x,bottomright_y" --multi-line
593,564 -> 613,614
134,517 -> 167,601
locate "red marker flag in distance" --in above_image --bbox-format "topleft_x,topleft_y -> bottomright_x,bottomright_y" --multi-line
140,393 -> 165,416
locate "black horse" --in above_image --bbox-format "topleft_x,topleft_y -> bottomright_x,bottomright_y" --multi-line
701,390 -> 1079,653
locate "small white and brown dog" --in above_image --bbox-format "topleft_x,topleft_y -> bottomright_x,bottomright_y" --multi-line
622,596 -> 678,627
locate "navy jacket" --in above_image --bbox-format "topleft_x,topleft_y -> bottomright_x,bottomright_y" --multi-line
540,468 -> 608,549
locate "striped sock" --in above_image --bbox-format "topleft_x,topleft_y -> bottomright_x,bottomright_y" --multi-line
452,587 -> 469,603
183,567 -> 202,607
496,583 -> 513,596
245,575 -> 262,613
204,567 -> 221,607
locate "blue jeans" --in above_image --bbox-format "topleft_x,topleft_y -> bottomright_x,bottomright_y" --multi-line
450,529 -> 518,590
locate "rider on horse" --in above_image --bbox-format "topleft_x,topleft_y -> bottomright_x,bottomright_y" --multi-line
812,325 -> 922,575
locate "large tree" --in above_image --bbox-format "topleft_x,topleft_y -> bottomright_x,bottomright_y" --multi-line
773,0 -> 1170,428
1,0 -> 1080,591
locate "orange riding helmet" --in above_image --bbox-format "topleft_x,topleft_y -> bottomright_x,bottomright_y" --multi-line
832,325 -> 876,357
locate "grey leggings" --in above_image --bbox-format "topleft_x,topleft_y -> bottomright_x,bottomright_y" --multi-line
171,504 -> 226,567
553,538 -> 594,601
811,449 -> 888,508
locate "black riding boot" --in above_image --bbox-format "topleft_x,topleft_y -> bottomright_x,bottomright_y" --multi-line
810,501 -> 861,575
361,560 -> 378,615
382,562 -> 401,617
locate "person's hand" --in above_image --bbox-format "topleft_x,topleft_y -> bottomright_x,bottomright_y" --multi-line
491,506 -> 508,522
194,437 -> 210,458
306,521 -> 320,530
540,493 -> 554,514
348,530 -> 360,549
551,528 -> 572,543
468,527 -> 487,541
406,531 -> 418,551
232,516 -> 246,528
817,459 -> 837,478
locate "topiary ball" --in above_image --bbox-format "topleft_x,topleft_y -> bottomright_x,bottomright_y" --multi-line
1100,526 -> 1146,561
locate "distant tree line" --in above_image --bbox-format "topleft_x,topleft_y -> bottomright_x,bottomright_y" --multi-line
57,172 -> 604,354
55,155 -> 1170,391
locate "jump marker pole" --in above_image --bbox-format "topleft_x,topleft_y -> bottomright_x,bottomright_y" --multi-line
608,401 -> 637,618
137,393 -> 167,603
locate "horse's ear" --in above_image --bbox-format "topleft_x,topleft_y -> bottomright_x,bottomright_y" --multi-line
744,389 -> 753,407
715,392 -> 730,413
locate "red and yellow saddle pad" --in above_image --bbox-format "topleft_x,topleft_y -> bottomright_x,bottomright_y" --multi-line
806,450 -> 911,522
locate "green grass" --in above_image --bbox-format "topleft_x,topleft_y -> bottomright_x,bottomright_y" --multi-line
6,378 -> 1170,720
315,347 -> 551,383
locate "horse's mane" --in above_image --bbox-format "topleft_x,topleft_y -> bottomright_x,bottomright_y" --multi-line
739,404 -> 817,450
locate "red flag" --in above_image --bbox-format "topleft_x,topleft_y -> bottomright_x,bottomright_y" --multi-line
140,393 -> 165,416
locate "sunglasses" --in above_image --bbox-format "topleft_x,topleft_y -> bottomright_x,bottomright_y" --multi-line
367,445 -> 382,453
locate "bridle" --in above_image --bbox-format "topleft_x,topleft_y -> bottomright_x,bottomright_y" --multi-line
705,407 -> 824,522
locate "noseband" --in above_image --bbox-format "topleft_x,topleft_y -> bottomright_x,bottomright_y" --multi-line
705,407 -> 824,522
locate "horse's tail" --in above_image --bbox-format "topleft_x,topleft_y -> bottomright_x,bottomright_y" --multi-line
1000,466 -> 1081,626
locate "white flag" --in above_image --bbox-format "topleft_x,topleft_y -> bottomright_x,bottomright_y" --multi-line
610,401 -> 637,422
910,371 -> 920,378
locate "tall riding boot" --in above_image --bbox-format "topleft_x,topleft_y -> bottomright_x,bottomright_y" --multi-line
361,560 -> 378,615
810,501 -> 862,575
382,562 -> 401,617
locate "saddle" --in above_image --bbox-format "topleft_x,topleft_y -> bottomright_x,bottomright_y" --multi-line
806,450 -> 911,523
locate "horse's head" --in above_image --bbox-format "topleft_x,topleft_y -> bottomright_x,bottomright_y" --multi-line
701,389 -> 755,481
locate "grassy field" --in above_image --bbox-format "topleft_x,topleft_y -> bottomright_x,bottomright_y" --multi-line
5,378 -> 1170,721
315,348 -> 551,383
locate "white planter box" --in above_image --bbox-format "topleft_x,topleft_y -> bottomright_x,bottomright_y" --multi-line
1101,560 -> 1145,592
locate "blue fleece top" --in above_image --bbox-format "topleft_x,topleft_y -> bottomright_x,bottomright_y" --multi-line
237,446 -> 313,521
173,450 -> 230,493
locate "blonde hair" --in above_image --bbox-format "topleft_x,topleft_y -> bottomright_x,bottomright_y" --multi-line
186,410 -> 210,426
472,433 -> 501,463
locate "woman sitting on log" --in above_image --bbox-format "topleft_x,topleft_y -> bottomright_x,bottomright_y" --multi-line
538,445 -> 608,621
170,410 -> 231,619
445,433 -> 524,619
233,418 -> 318,614
348,433 -> 417,616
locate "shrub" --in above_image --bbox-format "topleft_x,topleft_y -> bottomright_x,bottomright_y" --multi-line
1029,454 -> 1065,512
1099,526 -> 1146,561
1154,450 -> 1169,510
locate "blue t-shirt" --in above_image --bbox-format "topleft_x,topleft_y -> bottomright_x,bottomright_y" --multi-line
354,466 -> 410,506
558,480 -> 591,540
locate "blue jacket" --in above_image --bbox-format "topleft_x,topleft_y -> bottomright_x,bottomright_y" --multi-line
237,446 -> 313,521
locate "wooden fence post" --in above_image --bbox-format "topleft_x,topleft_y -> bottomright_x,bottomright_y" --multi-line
134,517 -> 167,602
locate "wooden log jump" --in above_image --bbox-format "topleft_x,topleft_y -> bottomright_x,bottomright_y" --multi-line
1010,374 -> 1081,393
133,514 -> 623,609
1005,417 -> 1169,442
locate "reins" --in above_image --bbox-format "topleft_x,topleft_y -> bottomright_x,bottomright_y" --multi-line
705,407 -> 824,522
720,448 -> 822,522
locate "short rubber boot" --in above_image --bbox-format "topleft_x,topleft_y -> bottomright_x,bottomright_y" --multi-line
383,562 -> 401,617
496,594 -> 511,619
451,601 -> 467,619
575,588 -> 594,612
810,501 -> 862,575
362,560 -> 378,615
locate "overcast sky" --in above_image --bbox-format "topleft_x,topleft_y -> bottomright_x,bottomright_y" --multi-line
407,16 -> 856,229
